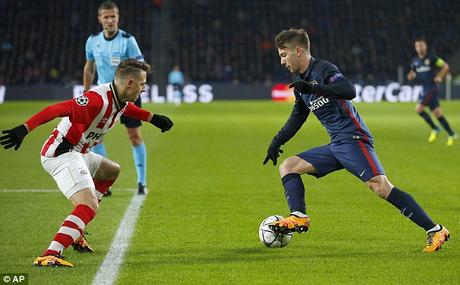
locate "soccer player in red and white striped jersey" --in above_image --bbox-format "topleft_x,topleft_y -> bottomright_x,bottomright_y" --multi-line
0,59 -> 173,267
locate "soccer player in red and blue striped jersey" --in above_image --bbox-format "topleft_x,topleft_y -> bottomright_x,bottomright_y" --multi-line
1,59 -> 173,266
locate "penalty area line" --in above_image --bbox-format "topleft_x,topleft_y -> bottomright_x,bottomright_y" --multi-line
92,192 -> 146,285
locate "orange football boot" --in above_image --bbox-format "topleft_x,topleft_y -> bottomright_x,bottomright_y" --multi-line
423,225 -> 450,253
269,214 -> 310,234
72,235 -> 94,253
33,255 -> 73,267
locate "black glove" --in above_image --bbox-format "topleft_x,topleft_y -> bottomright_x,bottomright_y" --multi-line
54,138 -> 74,156
263,139 -> 284,166
150,114 -> 173,133
289,80 -> 320,94
0,124 -> 28,150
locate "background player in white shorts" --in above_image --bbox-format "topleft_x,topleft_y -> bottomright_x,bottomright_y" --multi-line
0,59 -> 173,267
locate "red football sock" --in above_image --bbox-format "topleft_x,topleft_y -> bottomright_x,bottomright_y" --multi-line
42,204 -> 96,256
94,179 -> 115,198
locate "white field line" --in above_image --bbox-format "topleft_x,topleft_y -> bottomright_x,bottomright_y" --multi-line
0,188 -> 135,193
92,192 -> 146,285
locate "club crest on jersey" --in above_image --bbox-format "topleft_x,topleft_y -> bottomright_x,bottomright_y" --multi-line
424,59 -> 430,65
75,95 -> 89,106
308,96 -> 330,111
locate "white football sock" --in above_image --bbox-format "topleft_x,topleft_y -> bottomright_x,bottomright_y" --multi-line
427,224 -> 441,233
291,211 -> 308,218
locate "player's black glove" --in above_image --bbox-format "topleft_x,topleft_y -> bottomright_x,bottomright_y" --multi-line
289,80 -> 320,94
54,138 -> 74,156
150,114 -> 174,133
0,124 -> 28,150
263,139 -> 284,166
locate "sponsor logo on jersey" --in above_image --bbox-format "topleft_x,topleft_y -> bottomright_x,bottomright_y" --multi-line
85,131 -> 103,140
75,95 -> 89,106
307,96 -> 330,111
416,66 -> 431,73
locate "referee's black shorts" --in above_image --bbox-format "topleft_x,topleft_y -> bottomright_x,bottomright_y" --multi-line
120,97 -> 142,128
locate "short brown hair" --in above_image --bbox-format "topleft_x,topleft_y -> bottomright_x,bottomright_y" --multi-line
275,28 -> 310,51
414,37 -> 427,44
98,1 -> 119,14
115,59 -> 151,79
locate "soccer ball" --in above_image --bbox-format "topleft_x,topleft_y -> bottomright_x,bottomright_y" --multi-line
259,215 -> 293,248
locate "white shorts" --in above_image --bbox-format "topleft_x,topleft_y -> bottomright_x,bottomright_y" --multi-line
41,151 -> 103,199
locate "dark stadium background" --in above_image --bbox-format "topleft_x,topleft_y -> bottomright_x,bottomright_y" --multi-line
1,0 -> 460,100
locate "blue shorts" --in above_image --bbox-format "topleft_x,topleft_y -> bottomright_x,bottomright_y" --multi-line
297,140 -> 385,182
418,87 -> 440,111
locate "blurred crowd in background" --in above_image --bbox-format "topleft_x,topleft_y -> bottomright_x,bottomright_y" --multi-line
1,0 -> 459,86
0,0 -> 154,85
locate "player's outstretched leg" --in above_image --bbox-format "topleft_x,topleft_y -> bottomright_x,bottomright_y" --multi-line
387,187 -> 450,252
91,144 -> 112,196
71,156 -> 119,255
417,111 -> 440,143
33,191 -> 98,267
269,157 -> 312,234
90,155 -> 120,203
432,107 -> 457,146
71,178 -> 115,253
367,175 -> 449,252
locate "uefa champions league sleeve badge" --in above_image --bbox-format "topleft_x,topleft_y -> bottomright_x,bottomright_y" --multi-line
75,95 -> 89,106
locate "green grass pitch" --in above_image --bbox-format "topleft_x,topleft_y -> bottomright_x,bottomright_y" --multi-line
0,100 -> 459,284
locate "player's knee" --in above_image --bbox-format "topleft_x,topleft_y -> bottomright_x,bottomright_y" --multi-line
432,108 -> 442,118
368,180 -> 391,199
278,160 -> 289,177
72,189 -> 100,213
415,104 -> 424,113
279,157 -> 299,177
129,136 -> 143,146
104,162 -> 120,181
111,162 -> 121,180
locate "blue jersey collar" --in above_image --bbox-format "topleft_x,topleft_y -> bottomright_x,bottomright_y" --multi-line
299,57 -> 317,80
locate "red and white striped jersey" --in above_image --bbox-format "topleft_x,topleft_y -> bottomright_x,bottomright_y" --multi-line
25,82 -> 150,157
